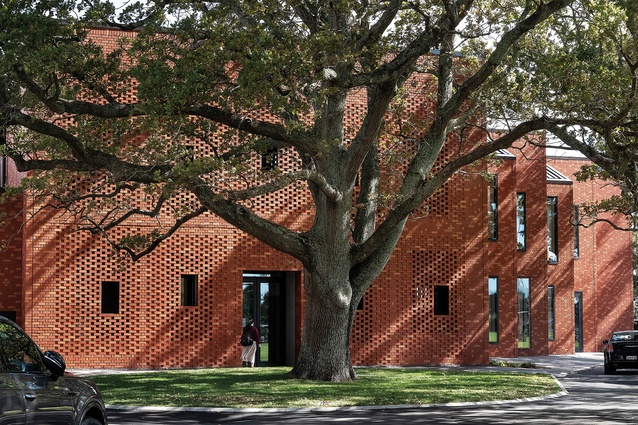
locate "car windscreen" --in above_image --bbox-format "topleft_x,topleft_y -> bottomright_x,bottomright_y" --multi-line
611,332 -> 638,342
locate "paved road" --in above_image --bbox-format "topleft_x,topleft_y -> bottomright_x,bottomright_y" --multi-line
105,355 -> 638,424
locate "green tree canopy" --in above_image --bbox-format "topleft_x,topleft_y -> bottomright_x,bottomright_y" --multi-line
1,0 -> 637,381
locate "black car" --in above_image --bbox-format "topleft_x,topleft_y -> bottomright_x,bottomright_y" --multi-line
0,316 -> 108,424
603,330 -> 638,374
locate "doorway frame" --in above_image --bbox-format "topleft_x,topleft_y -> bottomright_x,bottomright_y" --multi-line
242,271 -> 297,366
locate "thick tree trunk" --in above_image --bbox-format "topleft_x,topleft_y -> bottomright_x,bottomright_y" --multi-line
291,271 -> 356,381
290,185 -> 406,381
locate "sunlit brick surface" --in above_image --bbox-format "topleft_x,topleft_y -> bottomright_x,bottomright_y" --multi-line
2,27 -> 633,369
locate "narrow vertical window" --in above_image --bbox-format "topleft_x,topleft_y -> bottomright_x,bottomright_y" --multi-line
181,274 -> 198,307
433,286 -> 449,315
517,277 -> 531,349
101,281 -> 120,314
488,277 -> 499,343
516,193 -> 526,251
575,292 -> 583,351
487,175 -> 498,240
0,129 -> 6,188
547,197 -> 558,263
548,286 -> 556,341
0,156 -> 6,189
573,205 -> 580,259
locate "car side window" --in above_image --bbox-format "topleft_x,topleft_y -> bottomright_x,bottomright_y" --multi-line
0,327 -> 9,372
0,322 -> 45,373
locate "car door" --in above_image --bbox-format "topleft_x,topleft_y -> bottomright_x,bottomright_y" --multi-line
14,372 -> 77,425
0,369 -> 26,424
0,322 -> 75,424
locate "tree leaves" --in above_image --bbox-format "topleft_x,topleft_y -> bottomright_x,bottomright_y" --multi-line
3,0 -> 638,259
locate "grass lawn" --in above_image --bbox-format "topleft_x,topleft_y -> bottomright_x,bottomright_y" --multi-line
90,367 -> 560,409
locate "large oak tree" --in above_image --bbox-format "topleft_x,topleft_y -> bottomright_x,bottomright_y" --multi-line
1,0 -> 637,381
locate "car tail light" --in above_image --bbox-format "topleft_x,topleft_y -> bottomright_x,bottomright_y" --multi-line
606,343 -> 614,353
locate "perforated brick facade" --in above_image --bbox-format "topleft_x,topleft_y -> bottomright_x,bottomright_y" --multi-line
0,27 -> 634,369
0,196 -> 23,325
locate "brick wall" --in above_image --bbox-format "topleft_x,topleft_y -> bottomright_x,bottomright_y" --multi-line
485,140 -> 577,359
20,146 -> 632,369
551,158 -> 634,350
546,179 -> 575,355
8,27 -> 635,369
0,196 -> 23,325
486,155 -> 518,358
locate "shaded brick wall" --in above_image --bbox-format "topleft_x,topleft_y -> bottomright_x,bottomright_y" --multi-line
546,180 -> 575,355
486,156 -> 518,359
551,158 -> 634,350
0,196 -> 23,325
485,140 -> 577,359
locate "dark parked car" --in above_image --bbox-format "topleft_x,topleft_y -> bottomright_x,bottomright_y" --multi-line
603,330 -> 638,374
0,316 -> 108,424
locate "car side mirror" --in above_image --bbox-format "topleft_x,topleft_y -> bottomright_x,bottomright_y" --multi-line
602,340 -> 609,344
43,350 -> 66,378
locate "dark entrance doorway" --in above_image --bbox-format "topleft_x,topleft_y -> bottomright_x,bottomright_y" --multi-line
574,291 -> 583,352
242,272 -> 296,366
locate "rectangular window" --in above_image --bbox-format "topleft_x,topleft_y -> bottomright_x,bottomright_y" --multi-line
181,274 -> 198,307
357,296 -> 364,310
433,286 -> 449,315
0,311 -> 17,322
487,176 -> 498,240
517,277 -> 531,349
0,156 -> 6,189
516,193 -> 526,251
181,145 -> 195,162
573,205 -> 580,259
547,197 -> 558,263
488,277 -> 499,343
101,281 -> 120,314
548,286 -> 556,341
0,129 -> 6,188
261,148 -> 278,171
575,292 -> 583,351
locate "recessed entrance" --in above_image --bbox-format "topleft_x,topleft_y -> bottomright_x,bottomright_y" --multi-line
242,271 -> 297,366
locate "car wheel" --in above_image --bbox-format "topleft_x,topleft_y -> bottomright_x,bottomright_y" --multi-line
81,417 -> 103,425
604,360 -> 615,375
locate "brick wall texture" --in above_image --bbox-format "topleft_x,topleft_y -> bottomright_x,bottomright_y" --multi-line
0,27 -> 633,369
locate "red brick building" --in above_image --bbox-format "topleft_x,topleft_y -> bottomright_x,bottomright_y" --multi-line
0,28 -> 633,370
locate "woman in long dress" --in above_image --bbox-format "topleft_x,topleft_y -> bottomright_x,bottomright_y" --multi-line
240,318 -> 261,367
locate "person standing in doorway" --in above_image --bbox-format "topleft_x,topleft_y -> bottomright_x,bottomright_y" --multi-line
240,318 -> 261,367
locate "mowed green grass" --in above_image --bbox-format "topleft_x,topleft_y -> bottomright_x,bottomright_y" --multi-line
90,367 -> 560,408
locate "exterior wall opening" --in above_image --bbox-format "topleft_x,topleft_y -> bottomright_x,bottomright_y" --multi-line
489,277 -> 499,343
517,277 -> 531,349
242,271 -> 296,367
575,292 -> 583,352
